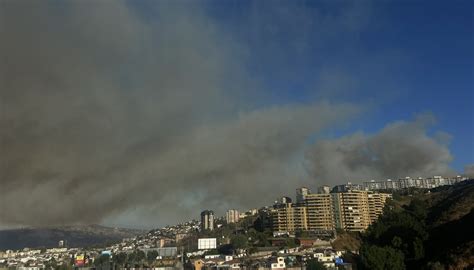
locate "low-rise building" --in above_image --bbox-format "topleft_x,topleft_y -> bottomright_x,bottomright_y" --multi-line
270,257 -> 285,270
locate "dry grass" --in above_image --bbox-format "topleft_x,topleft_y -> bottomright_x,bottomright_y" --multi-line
332,231 -> 362,252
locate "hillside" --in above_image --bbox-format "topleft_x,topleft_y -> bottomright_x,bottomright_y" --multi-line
425,180 -> 474,269
358,179 -> 474,269
0,224 -> 144,250
426,179 -> 474,226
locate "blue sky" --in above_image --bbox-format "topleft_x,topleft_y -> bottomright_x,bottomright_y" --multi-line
196,0 -> 473,171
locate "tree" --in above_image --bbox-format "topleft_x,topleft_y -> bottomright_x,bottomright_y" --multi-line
295,230 -> 309,238
412,237 -> 424,260
240,216 -> 255,229
426,261 -> 445,270
359,244 -> 405,270
391,236 -> 403,248
127,252 -> 137,263
247,246 -> 258,254
364,209 -> 428,261
253,231 -> 270,247
147,250 -> 159,264
113,252 -> 127,266
94,254 -> 110,266
406,198 -> 428,220
284,238 -> 297,248
218,244 -> 234,255
44,258 -> 58,270
306,259 -> 326,270
231,234 -> 248,249
136,250 -> 146,264
56,262 -> 73,270
247,228 -> 258,242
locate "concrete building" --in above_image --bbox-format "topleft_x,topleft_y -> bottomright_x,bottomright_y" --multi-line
197,238 -> 217,250
305,193 -> 335,231
332,190 -> 371,232
278,196 -> 292,204
226,209 -> 240,224
363,175 -> 467,191
368,192 -> 392,223
296,187 -> 311,203
332,182 -> 364,193
317,185 -> 331,194
272,202 -> 307,233
270,257 -> 286,270
200,210 -> 214,231
271,188 -> 390,233
238,208 -> 258,219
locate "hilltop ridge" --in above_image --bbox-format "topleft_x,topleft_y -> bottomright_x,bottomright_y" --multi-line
0,224 -> 144,250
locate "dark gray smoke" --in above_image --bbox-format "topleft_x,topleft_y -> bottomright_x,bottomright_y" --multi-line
0,1 -> 458,229
305,114 -> 454,185
464,164 -> 474,178
0,1 -> 362,228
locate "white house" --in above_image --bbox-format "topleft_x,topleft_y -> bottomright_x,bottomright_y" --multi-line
270,257 -> 285,270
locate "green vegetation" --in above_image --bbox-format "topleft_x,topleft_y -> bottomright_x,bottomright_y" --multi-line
112,252 -> 127,265
305,258 -> 326,270
230,234 -> 248,249
44,258 -> 74,270
109,250 -> 157,268
359,245 -> 405,270
284,238 -> 298,248
147,250 -> 159,263
94,254 -> 111,267
359,180 -> 474,269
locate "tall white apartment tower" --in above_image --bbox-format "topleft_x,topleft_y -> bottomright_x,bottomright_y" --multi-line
200,210 -> 215,231
226,209 -> 240,223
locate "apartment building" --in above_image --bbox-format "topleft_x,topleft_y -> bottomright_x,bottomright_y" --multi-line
271,202 -> 308,233
296,187 -> 311,203
305,193 -> 335,231
368,192 -> 392,223
226,209 -> 240,224
332,190 -> 371,232
363,175 -> 467,191
271,188 -> 391,233
200,210 -> 214,231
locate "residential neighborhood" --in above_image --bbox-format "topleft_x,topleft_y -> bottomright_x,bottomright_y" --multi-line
1,175 -> 469,270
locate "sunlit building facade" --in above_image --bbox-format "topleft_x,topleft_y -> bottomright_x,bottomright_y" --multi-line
272,187 -> 391,233
226,209 -> 240,224
305,193 -> 335,231
200,210 -> 214,231
271,202 -> 308,233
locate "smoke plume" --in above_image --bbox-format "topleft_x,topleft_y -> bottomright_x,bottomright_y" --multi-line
305,114 -> 454,185
0,1 -> 360,227
464,164 -> 474,178
0,1 -> 459,228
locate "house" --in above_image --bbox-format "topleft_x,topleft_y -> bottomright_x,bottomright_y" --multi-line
193,259 -> 204,270
313,250 -> 336,268
220,259 -> 241,270
270,238 -> 287,247
296,238 -> 318,248
270,257 -> 285,270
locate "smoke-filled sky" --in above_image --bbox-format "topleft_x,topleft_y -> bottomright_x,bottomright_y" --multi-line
0,0 -> 473,229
